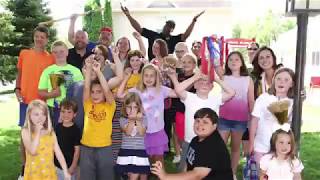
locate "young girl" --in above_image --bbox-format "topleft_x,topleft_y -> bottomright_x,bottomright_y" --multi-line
115,92 -> 150,180
128,64 -> 177,165
218,51 -> 255,176
150,39 -> 168,66
117,50 -> 145,99
249,68 -> 295,165
21,99 -> 71,180
112,49 -> 144,164
260,129 -> 304,180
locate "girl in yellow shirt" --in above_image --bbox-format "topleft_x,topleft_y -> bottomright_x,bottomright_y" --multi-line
21,99 -> 70,180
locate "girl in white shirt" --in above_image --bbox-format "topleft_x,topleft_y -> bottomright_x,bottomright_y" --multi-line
260,129 -> 303,180
249,68 -> 295,164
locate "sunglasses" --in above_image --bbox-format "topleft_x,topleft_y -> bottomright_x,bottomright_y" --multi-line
247,48 -> 258,51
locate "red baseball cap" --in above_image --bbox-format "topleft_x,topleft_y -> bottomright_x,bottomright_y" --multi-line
100,27 -> 112,33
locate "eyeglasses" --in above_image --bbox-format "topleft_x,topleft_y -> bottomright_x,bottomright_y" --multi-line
247,48 -> 258,51
175,50 -> 185,53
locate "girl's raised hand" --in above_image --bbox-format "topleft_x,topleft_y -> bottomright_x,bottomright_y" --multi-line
92,62 -> 101,73
112,47 -> 119,57
85,55 -> 94,68
124,67 -> 133,77
136,112 -> 143,121
34,122 -> 43,134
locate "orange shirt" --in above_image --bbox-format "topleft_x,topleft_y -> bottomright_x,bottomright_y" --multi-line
17,49 -> 54,104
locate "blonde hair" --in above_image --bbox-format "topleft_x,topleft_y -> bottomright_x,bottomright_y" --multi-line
136,64 -> 161,92
23,99 -> 53,137
268,68 -> 295,98
182,53 -> 197,65
51,40 -> 68,51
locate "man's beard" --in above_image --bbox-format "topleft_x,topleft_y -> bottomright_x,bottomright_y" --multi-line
75,42 -> 86,50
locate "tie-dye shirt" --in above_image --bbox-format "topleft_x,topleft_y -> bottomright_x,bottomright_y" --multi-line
219,75 -> 250,121
129,86 -> 170,133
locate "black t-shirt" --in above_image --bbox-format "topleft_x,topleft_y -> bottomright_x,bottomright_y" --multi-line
172,73 -> 196,112
141,28 -> 183,60
67,48 -> 92,70
186,131 -> 233,180
54,123 -> 81,168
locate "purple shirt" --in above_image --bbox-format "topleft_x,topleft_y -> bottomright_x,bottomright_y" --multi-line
129,86 -> 170,133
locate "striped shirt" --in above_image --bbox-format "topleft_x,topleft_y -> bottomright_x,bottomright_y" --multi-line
119,117 -> 147,150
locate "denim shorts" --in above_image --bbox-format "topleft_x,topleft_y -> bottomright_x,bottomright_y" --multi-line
218,118 -> 248,132
18,103 -> 28,127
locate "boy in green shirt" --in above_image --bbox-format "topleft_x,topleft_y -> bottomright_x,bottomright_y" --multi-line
39,41 -> 83,126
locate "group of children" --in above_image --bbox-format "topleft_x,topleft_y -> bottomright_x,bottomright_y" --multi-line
16,25 -> 304,180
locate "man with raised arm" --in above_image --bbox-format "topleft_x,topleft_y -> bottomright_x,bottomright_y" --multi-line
121,4 -> 204,60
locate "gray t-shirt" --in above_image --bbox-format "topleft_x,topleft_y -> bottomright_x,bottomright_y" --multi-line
119,117 -> 147,150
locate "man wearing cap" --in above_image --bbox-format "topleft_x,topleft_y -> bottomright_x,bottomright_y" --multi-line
121,5 -> 204,60
68,14 -> 113,62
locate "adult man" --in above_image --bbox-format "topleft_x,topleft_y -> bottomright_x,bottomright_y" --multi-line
15,25 -> 55,177
121,4 -> 204,60
68,14 -> 113,61
67,29 -> 92,70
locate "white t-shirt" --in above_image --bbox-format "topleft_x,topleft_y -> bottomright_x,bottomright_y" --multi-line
260,154 -> 304,180
252,93 -> 293,153
182,92 -> 223,143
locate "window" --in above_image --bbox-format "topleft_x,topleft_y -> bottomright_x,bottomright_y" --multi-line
312,51 -> 320,66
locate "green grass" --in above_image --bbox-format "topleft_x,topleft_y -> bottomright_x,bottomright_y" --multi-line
0,129 -> 21,180
0,95 -> 320,179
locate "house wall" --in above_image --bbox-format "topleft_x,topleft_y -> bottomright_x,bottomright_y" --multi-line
112,8 -> 234,54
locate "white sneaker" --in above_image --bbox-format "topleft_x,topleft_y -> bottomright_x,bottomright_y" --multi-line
233,174 -> 238,180
172,155 -> 181,163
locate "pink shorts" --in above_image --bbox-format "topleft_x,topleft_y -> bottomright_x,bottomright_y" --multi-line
175,112 -> 185,141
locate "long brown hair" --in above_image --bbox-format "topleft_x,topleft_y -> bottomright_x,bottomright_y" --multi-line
268,68 -> 295,98
251,46 -> 277,79
154,39 -> 168,58
224,51 -> 249,76
121,92 -> 144,118
124,50 -> 144,73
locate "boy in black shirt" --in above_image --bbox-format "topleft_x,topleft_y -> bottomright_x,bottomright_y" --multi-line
55,99 -> 81,180
151,108 -> 233,180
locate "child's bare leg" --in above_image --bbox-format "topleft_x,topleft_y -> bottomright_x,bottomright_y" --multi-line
128,173 -> 139,180
139,174 -> 148,180
172,123 -> 181,156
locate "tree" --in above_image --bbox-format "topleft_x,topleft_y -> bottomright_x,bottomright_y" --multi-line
6,0 -> 57,56
0,0 -> 57,84
232,10 -> 296,46
83,0 -> 112,41
0,12 -> 17,84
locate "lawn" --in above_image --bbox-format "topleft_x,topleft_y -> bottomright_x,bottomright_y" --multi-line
0,95 -> 319,180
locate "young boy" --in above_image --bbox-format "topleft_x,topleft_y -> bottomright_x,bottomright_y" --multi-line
80,56 -> 116,180
54,99 -> 81,180
151,108 -> 233,179
171,53 -> 197,163
168,70 -> 235,171
38,41 -> 83,126
15,25 -> 55,177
